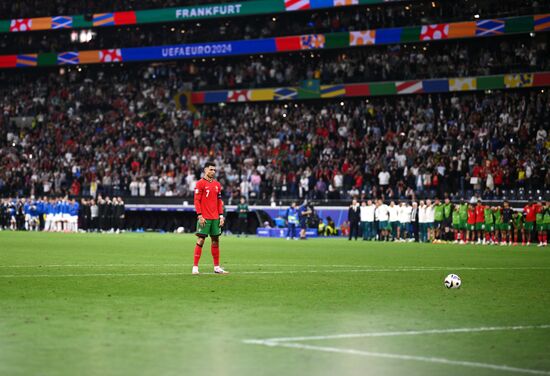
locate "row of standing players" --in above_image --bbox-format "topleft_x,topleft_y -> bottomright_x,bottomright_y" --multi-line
344,198 -> 550,246
0,196 -> 125,232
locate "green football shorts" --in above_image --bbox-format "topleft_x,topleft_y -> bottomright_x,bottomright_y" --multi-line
498,223 -> 512,231
196,219 -> 222,237
523,222 -> 534,232
475,223 -> 484,231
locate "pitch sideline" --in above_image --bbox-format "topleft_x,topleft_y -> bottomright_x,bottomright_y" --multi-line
244,325 -> 550,375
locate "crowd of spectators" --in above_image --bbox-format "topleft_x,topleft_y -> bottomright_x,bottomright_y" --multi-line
1,62 -> 548,202
177,37 -> 548,90
1,0 -> 547,55
0,34 -> 547,91
0,1 -> 548,204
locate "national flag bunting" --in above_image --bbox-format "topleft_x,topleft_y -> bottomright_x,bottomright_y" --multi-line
250,89 -> 274,101
420,24 -> 449,40
227,90 -> 251,102
29,17 -> 52,31
422,79 -> 449,93
448,22 -> 477,38
0,55 -> 17,68
99,49 -> 122,62
449,77 -> 477,91
188,71 -> 549,105
350,30 -> 375,46
93,13 -> 115,27
298,79 -> 320,99
300,34 -> 325,49
10,19 -> 32,32
204,91 -> 228,103
114,11 -> 137,26
396,81 -> 423,94
79,51 -> 100,64
274,88 -> 298,100
475,19 -> 505,35
58,52 -> 79,65
504,74 -> 533,88
320,85 -> 345,98
345,84 -> 370,97
534,14 -> 550,31
52,16 -> 73,29
285,0 -> 310,11
533,72 -> 550,86
374,28 -> 402,44
16,54 -> 37,67
334,0 -> 359,6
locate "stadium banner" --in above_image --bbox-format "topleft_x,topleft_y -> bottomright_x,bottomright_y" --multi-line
0,14 -> 549,69
188,72 -> 550,104
0,0 -> 403,34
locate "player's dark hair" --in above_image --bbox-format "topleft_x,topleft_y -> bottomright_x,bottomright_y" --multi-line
204,161 -> 216,169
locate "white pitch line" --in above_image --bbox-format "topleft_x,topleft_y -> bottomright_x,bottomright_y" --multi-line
2,266 -> 550,278
0,270 -> 415,278
250,341 -> 550,375
1,264 -> 549,271
244,324 -> 550,343
0,264 -> 386,269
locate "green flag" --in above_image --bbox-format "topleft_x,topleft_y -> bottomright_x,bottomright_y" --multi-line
298,79 -> 320,99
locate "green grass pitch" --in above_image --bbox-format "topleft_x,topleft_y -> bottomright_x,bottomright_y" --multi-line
1,231 -> 549,376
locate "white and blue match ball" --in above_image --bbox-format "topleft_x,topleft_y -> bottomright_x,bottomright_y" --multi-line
444,274 -> 462,289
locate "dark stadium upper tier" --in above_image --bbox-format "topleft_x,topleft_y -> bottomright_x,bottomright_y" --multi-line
1,13 -> 549,69
0,0 -> 544,32
0,0 -> 548,56
1,0 -> 403,34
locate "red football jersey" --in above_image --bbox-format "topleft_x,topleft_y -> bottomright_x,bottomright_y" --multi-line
523,204 -> 536,222
475,205 -> 485,223
467,208 -> 476,225
194,178 -> 224,220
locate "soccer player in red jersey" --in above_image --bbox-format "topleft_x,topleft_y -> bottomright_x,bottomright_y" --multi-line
475,200 -> 485,244
523,199 -> 536,246
192,162 -> 228,275
466,204 -> 476,244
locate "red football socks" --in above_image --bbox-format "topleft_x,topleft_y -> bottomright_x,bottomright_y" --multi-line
211,243 -> 220,267
194,244 -> 203,267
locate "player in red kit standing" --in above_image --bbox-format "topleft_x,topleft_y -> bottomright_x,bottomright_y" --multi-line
466,204 -> 477,244
475,200 -> 486,245
523,199 -> 536,246
192,162 -> 229,275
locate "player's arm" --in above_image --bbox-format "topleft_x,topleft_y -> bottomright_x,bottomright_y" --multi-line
217,187 -> 225,227
194,182 -> 205,226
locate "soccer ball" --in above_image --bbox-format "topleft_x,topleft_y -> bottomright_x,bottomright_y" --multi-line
444,274 -> 461,289
176,227 -> 185,234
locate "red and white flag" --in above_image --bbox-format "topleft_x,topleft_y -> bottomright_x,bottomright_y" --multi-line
396,81 -> 423,94
420,24 -> 449,41
284,0 -> 310,11
10,19 -> 32,32
227,90 -> 251,102
99,49 -> 122,62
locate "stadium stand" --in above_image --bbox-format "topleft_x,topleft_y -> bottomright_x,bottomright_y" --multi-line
0,0 -> 548,206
